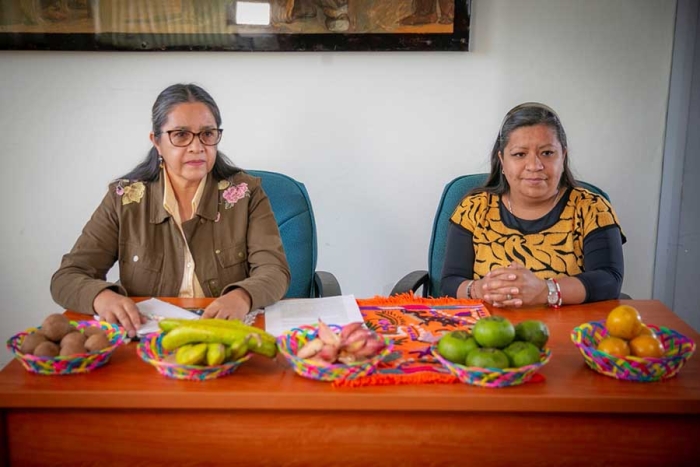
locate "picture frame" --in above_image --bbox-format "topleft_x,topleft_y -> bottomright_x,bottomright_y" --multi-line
0,0 -> 471,52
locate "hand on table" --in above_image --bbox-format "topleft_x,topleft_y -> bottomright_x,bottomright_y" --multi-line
202,288 -> 252,320
93,289 -> 146,337
476,262 -> 548,308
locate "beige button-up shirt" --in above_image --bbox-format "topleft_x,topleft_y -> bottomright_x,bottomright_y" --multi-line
162,169 -> 206,298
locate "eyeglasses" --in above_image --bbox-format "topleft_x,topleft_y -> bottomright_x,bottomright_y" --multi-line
163,129 -> 223,147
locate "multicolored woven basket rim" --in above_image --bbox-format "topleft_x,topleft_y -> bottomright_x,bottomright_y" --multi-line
570,320 -> 696,382
6,320 -> 126,375
430,343 -> 551,388
136,332 -> 251,381
277,324 -> 394,382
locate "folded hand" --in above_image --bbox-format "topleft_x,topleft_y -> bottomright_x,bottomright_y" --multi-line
479,262 -> 547,307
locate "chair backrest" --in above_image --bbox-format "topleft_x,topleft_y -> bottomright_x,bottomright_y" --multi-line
426,174 -> 610,297
246,170 -> 317,299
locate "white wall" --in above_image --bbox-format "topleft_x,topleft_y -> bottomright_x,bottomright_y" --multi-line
0,0 -> 676,366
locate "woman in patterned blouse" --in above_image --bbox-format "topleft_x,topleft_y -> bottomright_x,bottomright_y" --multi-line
442,103 -> 625,308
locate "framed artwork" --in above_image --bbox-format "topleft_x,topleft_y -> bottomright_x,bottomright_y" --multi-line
0,0 -> 471,51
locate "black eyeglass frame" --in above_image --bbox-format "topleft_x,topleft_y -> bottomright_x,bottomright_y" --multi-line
162,129 -> 224,147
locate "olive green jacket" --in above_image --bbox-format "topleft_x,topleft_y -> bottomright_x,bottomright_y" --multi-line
51,171 -> 290,314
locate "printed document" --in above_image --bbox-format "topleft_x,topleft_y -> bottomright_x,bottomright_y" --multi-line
264,295 -> 363,336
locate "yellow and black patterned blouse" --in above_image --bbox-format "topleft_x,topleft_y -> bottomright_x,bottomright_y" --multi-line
449,187 -> 625,280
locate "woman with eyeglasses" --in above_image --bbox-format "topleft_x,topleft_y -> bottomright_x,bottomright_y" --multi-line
51,84 -> 290,336
441,103 -> 625,308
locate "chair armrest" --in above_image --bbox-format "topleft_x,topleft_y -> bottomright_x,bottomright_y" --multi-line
390,270 -> 429,296
313,271 -> 342,297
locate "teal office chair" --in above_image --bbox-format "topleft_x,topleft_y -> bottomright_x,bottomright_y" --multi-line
246,170 -> 341,298
391,173 -> 624,298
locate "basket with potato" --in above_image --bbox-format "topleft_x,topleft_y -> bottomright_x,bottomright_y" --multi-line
6,314 -> 126,375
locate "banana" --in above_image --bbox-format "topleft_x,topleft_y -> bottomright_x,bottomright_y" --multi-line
161,325 -> 277,358
243,333 -> 277,358
158,319 -> 184,334
162,326 -> 249,350
228,338 -> 249,361
159,318 -> 276,343
206,343 -> 226,366
176,342 -> 207,365
175,344 -> 193,363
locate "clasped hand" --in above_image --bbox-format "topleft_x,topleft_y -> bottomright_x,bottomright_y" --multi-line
474,262 -> 547,308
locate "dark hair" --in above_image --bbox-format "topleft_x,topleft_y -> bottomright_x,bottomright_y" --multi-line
475,102 -> 577,195
119,83 -> 240,182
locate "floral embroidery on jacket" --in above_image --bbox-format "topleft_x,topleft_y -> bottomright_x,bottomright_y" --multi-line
116,180 -> 145,206
221,181 -> 250,209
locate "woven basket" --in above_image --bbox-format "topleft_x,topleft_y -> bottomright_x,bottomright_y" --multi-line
137,332 -> 251,381
6,320 -> 126,375
431,343 -> 551,388
571,320 -> 695,382
277,324 -> 394,382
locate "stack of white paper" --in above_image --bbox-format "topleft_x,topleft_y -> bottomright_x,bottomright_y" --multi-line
263,295 -> 363,337
134,298 -> 200,336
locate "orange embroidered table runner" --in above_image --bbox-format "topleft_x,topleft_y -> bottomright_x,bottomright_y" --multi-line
333,293 -> 489,387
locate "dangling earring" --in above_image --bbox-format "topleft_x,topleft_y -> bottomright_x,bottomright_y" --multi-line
159,156 -> 164,169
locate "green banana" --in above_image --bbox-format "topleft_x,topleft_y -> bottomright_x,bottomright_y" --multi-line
175,344 -> 193,363
228,338 -> 249,362
206,343 -> 226,366
175,343 -> 207,365
158,319 -> 185,334
243,333 -> 277,358
161,325 -> 277,358
162,325 -> 250,350
159,318 -> 275,343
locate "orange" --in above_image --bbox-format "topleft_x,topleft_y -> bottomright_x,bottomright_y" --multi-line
629,335 -> 665,358
638,324 -> 656,337
597,336 -> 630,358
605,305 -> 643,340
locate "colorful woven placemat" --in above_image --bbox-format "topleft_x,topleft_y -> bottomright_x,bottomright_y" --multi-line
332,293 -> 489,387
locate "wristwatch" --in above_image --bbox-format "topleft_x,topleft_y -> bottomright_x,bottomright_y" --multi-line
545,278 -> 562,308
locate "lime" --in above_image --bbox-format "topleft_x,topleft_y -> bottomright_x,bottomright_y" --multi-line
466,348 -> 510,369
437,330 -> 479,364
514,320 -> 550,349
472,316 -> 515,349
503,341 -> 541,367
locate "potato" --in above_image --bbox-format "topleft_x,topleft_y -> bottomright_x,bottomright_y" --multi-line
33,341 -> 60,358
83,326 -> 105,338
60,342 -> 87,357
20,332 -> 47,355
41,314 -> 74,342
84,333 -> 110,352
61,331 -> 87,348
